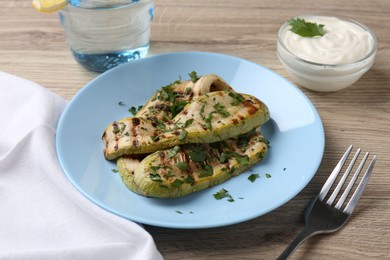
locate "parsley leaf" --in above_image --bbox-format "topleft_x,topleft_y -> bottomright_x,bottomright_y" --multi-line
167,146 -> 180,158
213,103 -> 230,117
220,152 -> 250,165
151,135 -> 160,142
171,100 -> 188,118
185,175 -> 195,184
188,71 -> 200,83
128,105 -> 143,115
159,85 -> 177,103
151,118 -> 166,129
184,118 -> 194,128
112,124 -> 120,134
150,173 -> 162,182
172,179 -> 184,187
188,146 -> 206,162
198,165 -> 213,178
228,92 -> 244,106
235,155 -> 249,165
178,130 -> 188,141
213,188 -> 234,202
204,113 -> 213,130
176,162 -> 189,171
248,173 -> 259,182
288,18 -> 325,37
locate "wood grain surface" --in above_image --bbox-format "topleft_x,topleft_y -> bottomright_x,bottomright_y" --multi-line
1,0 -> 389,259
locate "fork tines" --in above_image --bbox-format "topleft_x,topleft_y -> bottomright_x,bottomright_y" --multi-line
318,145 -> 377,214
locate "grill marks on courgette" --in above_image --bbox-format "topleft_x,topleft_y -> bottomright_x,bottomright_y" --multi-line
103,74 -> 236,160
117,130 -> 269,198
103,73 -> 270,198
103,91 -> 269,160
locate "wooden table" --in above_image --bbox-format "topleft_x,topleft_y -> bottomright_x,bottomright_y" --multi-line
1,0 -> 389,259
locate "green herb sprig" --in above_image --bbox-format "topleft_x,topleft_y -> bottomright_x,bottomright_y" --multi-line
288,18 -> 325,37
213,188 -> 234,202
189,71 -> 200,83
248,173 -> 259,182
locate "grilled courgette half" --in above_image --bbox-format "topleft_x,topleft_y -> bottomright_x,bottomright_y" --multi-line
117,129 -> 269,198
103,91 -> 270,160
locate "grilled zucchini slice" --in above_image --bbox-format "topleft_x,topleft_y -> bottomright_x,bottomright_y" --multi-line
103,91 -> 270,160
117,130 -> 269,198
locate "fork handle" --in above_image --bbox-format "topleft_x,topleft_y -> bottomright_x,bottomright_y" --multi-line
277,227 -> 315,260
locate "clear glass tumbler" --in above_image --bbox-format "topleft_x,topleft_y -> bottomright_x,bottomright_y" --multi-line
59,0 -> 154,72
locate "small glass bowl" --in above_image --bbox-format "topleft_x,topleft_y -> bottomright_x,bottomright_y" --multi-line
277,16 -> 377,92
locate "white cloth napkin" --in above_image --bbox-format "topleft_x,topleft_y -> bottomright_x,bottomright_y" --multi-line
0,72 -> 163,260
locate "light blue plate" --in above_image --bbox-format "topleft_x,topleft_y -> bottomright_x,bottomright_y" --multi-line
56,52 -> 325,229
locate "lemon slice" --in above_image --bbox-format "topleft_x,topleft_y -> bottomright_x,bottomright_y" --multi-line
32,0 -> 68,13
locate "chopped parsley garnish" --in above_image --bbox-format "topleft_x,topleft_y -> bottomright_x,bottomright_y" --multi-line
188,146 -> 206,162
128,105 -> 143,115
112,123 -> 120,134
172,179 -> 184,187
220,152 -> 250,165
166,170 -> 175,177
118,101 -> 125,106
235,155 -> 250,165
213,188 -> 234,202
188,71 -> 200,83
171,100 -> 189,118
167,146 -> 180,158
151,118 -> 166,129
120,123 -> 126,133
158,85 -> 177,103
111,169 -> 118,173
265,173 -> 272,178
237,135 -> 249,150
288,18 -> 325,37
213,103 -> 230,117
204,113 -> 213,130
183,118 -> 194,128
150,165 -> 162,172
200,102 -> 205,114
147,106 -> 156,115
248,173 -> 259,182
150,173 -> 162,182
198,165 -> 213,178
151,135 -> 160,142
176,161 -> 189,171
185,175 -> 195,184
184,87 -> 191,94
178,130 -> 188,141
176,210 -> 183,214
228,92 -> 244,106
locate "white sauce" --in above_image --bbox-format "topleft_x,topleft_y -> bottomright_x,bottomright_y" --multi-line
282,16 -> 374,64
